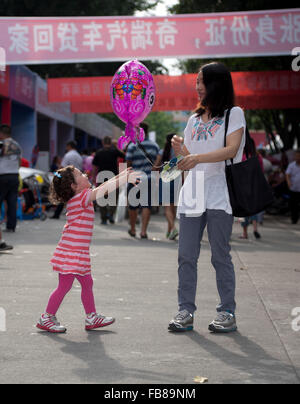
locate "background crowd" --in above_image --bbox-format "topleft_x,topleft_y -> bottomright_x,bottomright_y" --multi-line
0,122 -> 300,253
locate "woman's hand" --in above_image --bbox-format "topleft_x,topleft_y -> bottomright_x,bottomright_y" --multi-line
171,135 -> 184,156
177,155 -> 200,171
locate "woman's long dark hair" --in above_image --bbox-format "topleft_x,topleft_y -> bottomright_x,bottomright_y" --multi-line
195,62 -> 235,119
162,133 -> 176,163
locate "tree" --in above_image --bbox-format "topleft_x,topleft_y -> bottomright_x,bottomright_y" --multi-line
169,0 -> 300,150
99,111 -> 180,148
145,111 -> 181,148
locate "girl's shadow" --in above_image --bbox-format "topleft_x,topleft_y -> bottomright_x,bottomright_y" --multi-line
39,331 -> 178,384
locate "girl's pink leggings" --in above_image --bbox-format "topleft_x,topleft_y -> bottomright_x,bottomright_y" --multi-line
46,273 -> 96,316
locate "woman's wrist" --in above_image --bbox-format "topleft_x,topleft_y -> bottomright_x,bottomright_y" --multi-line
195,154 -> 202,164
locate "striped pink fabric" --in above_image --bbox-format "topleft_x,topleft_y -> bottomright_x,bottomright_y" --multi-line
51,188 -> 94,276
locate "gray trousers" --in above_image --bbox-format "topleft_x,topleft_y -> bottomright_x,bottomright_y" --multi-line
178,210 -> 236,315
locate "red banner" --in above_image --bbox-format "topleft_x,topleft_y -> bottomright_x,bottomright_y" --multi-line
47,71 -> 300,112
1,9 -> 299,65
0,67 -> 10,98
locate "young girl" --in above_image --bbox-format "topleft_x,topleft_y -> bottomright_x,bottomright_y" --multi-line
37,165 -> 140,333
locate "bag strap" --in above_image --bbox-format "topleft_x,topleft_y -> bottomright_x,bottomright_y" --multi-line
224,108 -> 256,164
224,108 -> 233,165
244,127 -> 256,159
137,140 -> 159,167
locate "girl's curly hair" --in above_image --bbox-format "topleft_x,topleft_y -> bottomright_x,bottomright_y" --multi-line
49,166 -> 76,205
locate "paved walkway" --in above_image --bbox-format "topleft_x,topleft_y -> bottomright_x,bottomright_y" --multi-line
0,213 -> 299,384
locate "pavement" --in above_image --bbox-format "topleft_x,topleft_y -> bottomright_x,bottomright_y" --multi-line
0,211 -> 299,384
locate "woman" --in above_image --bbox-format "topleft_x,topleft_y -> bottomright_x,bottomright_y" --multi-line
168,62 -> 246,334
153,134 -> 179,241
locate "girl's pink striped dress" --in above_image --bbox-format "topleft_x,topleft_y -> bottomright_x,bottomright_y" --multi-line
51,189 -> 94,276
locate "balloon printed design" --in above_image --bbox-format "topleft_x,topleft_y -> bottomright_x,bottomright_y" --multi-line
110,60 -> 156,149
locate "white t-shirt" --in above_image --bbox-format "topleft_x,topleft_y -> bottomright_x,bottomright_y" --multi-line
177,106 -> 246,217
286,161 -> 300,192
0,137 -> 22,175
61,149 -> 83,171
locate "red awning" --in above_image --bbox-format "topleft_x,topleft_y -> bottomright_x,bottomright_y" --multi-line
47,70 -> 300,113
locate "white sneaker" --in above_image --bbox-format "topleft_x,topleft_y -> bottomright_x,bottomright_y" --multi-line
85,313 -> 115,330
36,313 -> 67,333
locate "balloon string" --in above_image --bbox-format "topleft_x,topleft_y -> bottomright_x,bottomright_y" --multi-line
136,141 -> 165,170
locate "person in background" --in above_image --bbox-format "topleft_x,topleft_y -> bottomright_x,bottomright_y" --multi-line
240,138 -> 263,239
286,149 -> 300,224
31,145 -> 39,168
81,149 -> 89,161
61,141 -> 83,171
21,157 -> 30,168
153,133 -> 179,241
258,149 -> 273,179
51,141 -> 83,219
126,122 -> 160,239
92,136 -> 125,225
83,150 -> 96,181
0,124 -> 22,233
240,216 -> 261,239
0,228 -> 13,252
280,150 -> 290,172
257,150 -> 273,225
112,139 -> 126,167
50,156 -> 62,173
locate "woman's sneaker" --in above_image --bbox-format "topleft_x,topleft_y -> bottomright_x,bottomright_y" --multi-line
85,313 -> 115,330
168,310 -> 194,332
208,312 -> 237,333
36,313 -> 67,333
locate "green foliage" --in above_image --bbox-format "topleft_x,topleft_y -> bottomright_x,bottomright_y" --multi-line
99,111 -> 180,149
169,0 -> 299,14
145,111 -> 181,148
0,0 -> 159,16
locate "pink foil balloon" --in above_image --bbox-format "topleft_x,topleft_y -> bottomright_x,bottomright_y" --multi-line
110,60 -> 156,149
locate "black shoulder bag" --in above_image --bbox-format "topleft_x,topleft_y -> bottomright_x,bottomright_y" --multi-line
224,109 -> 274,217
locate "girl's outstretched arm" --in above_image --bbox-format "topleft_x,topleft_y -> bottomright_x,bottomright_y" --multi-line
88,168 -> 141,203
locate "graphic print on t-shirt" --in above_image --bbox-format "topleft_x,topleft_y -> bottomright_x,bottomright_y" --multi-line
192,118 -> 224,141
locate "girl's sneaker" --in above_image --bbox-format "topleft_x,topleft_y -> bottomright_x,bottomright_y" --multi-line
36,313 -> 67,333
85,313 -> 115,330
